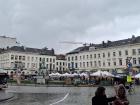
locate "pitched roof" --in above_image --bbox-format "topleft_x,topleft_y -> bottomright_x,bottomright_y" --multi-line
56,54 -> 66,60
0,46 -> 55,56
67,35 -> 140,54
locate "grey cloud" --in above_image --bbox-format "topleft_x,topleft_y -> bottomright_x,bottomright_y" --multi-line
0,0 -> 140,53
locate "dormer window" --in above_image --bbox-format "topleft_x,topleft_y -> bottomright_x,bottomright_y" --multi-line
89,46 -> 96,51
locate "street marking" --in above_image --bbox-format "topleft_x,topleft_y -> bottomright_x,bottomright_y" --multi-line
49,93 -> 69,105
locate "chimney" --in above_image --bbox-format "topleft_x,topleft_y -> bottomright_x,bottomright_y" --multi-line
102,41 -> 106,47
131,35 -> 136,42
132,35 -> 135,38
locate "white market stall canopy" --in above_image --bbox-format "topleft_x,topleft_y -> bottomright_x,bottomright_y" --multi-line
72,73 -> 79,76
134,73 -> 140,78
103,71 -> 114,77
80,73 -> 89,77
62,73 -> 73,77
49,73 -> 62,77
90,70 -> 114,77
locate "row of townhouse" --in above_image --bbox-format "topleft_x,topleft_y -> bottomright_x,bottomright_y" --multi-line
0,46 -> 66,74
66,35 -> 140,73
1,35 -> 140,74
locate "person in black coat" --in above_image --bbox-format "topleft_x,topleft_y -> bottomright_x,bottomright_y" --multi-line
92,86 -> 116,105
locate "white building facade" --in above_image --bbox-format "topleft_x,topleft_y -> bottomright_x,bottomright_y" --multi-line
66,36 -> 140,73
0,49 -> 56,74
0,36 -> 19,48
55,55 -> 67,73
56,60 -> 67,72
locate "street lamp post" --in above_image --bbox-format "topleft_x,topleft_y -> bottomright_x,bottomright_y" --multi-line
126,57 -> 132,75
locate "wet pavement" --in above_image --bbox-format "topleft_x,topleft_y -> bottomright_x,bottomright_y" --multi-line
0,90 -> 13,102
0,86 -> 140,105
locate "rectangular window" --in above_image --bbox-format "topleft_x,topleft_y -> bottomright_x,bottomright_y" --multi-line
15,55 -> 18,60
138,49 -> 140,55
27,63 -> 30,68
11,55 -> 14,60
103,53 -> 105,58
19,56 -> 22,60
42,58 -> 45,62
133,58 -> 137,64
80,62 -> 82,67
98,54 -> 100,58
108,52 -> 110,57
32,57 -> 34,61
125,50 -> 128,55
22,56 -> 25,61
132,49 -> 136,55
108,62 -> 110,66
53,59 -> 55,63
94,61 -> 97,67
46,58 -> 49,62
119,59 -> 122,66
56,62 -> 58,65
90,54 -> 92,59
83,62 -> 85,67
22,63 -> 25,68
83,55 -> 85,60
68,63 -> 70,68
50,58 -> 52,62
80,56 -> 82,60
114,62 -> 116,66
87,62 -> 89,67
98,61 -> 101,66
94,54 -> 96,58
103,62 -> 105,66
63,62 -> 65,66
90,61 -> 93,67
113,52 -> 116,57
36,57 -> 38,61
68,57 -> 70,61
75,63 -> 78,68
53,64 -> 55,69
119,51 -> 122,56
72,57 -> 74,61
75,56 -> 77,60
87,55 -> 89,59
71,62 -> 74,68
138,57 -> 140,64
46,64 -> 48,69
40,58 -> 42,62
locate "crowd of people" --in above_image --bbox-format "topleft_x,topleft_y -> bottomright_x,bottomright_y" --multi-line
92,84 -> 129,105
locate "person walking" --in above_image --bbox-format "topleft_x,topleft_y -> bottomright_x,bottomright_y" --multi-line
92,86 -> 116,105
113,84 -> 129,105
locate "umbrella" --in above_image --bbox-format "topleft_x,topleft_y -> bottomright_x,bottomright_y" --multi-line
72,73 -> 79,76
80,73 -> 88,77
62,73 -> 72,77
103,71 -> 114,77
49,73 -> 61,77
90,70 -> 103,76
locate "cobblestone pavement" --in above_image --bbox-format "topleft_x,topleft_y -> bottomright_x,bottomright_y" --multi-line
0,86 -> 140,105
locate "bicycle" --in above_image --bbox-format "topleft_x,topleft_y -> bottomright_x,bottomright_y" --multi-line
125,84 -> 135,95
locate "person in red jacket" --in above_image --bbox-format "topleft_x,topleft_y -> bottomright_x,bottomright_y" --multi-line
92,86 -> 116,105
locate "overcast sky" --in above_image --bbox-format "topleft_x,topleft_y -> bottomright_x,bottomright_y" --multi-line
1,0 -> 140,54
